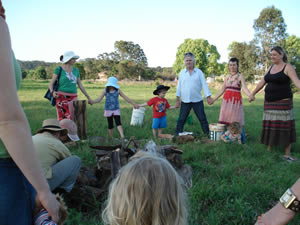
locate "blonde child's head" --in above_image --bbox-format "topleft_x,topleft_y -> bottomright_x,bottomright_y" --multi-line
102,152 -> 187,225
228,122 -> 241,135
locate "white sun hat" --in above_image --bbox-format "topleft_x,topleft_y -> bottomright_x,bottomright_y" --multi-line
60,51 -> 79,64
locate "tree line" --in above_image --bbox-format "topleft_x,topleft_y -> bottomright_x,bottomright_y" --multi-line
20,6 -> 299,82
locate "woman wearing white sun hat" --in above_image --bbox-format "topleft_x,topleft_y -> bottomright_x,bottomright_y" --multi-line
49,51 -> 92,121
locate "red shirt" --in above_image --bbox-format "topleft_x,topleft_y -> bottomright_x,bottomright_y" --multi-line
147,97 -> 170,118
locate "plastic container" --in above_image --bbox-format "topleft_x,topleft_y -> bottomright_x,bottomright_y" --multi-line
130,107 -> 146,127
209,123 -> 226,141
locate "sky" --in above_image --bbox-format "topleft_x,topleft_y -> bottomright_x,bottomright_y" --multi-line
3,0 -> 300,67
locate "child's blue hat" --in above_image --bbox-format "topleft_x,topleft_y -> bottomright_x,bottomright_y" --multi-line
105,76 -> 120,89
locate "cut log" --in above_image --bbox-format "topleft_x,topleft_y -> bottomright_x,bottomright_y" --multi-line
73,100 -> 87,140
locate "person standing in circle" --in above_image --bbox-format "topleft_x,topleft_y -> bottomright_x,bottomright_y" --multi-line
251,46 -> 300,160
49,51 -> 92,121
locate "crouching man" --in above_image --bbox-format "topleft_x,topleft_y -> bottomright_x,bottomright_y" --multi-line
33,119 -> 81,193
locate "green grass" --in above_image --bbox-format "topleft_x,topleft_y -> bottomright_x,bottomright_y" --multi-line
19,80 -> 300,225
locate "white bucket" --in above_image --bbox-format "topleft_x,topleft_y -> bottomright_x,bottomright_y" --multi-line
209,123 -> 226,141
130,107 -> 146,127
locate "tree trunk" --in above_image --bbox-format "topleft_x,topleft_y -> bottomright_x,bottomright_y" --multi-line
73,100 -> 87,140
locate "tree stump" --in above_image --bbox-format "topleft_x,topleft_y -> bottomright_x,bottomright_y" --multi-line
73,100 -> 87,140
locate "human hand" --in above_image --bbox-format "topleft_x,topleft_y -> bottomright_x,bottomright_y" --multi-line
52,91 -> 58,99
88,98 -> 94,105
37,190 -> 60,223
249,94 -> 255,102
133,104 -> 139,109
175,100 -> 181,108
255,203 -> 295,225
207,96 -> 213,105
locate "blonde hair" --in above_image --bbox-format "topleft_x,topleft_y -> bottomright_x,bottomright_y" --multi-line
102,152 -> 187,225
229,122 -> 241,134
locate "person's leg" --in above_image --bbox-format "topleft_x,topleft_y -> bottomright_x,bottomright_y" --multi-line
152,129 -> 157,137
176,102 -> 192,135
158,115 -> 167,137
158,128 -> 163,136
107,116 -> 114,138
152,118 -> 160,137
192,101 -> 209,136
241,126 -> 246,144
47,156 -> 81,192
114,116 -> 125,138
284,144 -> 291,156
0,158 -> 35,225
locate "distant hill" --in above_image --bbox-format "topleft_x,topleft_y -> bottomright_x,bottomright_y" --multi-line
17,60 -> 56,70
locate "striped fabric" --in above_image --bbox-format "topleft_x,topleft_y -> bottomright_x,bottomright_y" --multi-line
218,74 -> 244,126
34,209 -> 57,225
261,99 -> 296,147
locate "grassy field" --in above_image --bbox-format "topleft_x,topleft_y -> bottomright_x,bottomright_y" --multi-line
19,80 -> 300,225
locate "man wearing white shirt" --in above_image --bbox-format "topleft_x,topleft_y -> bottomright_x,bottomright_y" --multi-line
175,52 -> 213,136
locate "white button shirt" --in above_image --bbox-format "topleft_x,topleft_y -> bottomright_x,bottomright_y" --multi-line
176,68 -> 211,103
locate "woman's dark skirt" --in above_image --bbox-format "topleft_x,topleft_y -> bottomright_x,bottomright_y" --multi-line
261,99 -> 296,147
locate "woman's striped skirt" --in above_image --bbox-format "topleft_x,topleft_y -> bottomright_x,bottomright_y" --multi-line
261,99 -> 296,147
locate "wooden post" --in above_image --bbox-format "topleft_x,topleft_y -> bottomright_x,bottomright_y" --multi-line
111,149 -> 121,179
73,100 -> 87,140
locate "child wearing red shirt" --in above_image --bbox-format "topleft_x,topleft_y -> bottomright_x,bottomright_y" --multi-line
139,85 -> 175,137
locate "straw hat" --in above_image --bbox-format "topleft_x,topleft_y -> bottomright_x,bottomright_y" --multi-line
59,119 -> 80,142
60,51 -> 79,64
105,76 -> 120,89
36,119 -> 68,136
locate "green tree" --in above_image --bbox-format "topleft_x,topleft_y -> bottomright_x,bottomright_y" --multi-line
34,66 -> 47,79
114,40 -> 148,66
285,35 -> 300,65
173,38 -> 221,77
228,41 -> 259,81
81,58 -> 99,80
74,62 -> 86,80
253,6 -> 287,71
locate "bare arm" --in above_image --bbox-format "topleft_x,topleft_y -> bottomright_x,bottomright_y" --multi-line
91,89 -> 105,104
252,77 -> 266,97
77,77 -> 91,100
119,90 -> 139,108
138,102 -> 148,107
286,64 -> 300,89
211,82 -> 226,104
255,178 -> 300,225
240,74 -> 251,96
0,17 -> 59,222
49,73 -> 58,98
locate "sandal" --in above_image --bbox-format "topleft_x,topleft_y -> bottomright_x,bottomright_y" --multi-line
281,155 -> 297,162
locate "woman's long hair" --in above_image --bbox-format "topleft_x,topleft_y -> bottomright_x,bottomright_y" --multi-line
271,46 -> 288,63
102,152 -> 187,225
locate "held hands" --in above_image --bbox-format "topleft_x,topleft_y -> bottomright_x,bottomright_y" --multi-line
88,99 -> 94,105
248,94 -> 255,103
206,96 -> 214,105
133,104 -> 139,109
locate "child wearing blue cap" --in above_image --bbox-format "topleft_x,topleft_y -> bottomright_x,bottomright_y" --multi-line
90,76 -> 138,139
